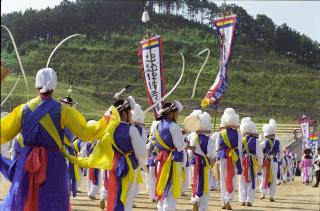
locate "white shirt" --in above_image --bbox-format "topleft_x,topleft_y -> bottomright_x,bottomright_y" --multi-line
129,125 -> 148,166
188,132 -> 215,158
168,122 -> 186,152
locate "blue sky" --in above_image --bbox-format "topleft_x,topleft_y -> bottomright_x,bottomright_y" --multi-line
1,0 -> 319,42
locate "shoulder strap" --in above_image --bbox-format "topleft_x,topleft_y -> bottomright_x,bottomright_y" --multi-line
195,134 -> 207,156
242,137 -> 250,154
155,129 -> 173,151
221,129 -> 232,148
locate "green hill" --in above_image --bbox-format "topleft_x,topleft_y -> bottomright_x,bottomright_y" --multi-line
1,0 -> 319,123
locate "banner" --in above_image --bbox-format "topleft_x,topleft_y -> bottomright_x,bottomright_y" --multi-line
299,115 -> 309,149
138,35 -> 165,117
201,14 -> 237,108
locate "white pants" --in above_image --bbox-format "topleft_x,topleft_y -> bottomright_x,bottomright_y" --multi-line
219,159 -> 238,203
209,168 -> 217,190
181,166 -> 191,193
281,165 -> 288,182
100,170 -> 108,200
148,166 -> 157,199
259,161 -> 278,197
87,169 -> 100,196
157,187 -> 176,211
239,174 -> 256,203
76,168 -> 83,190
124,169 -> 139,211
156,162 -> 183,211
191,167 -> 210,211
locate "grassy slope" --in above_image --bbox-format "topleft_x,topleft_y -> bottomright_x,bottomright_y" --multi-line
1,19 -> 319,123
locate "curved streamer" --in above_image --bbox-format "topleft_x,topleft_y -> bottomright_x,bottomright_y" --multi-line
1,76 -> 20,106
1,25 -> 29,101
143,51 -> 185,114
190,48 -> 210,99
46,34 -> 85,68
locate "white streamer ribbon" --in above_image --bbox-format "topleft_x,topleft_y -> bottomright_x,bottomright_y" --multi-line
190,48 -> 210,99
46,34 -> 85,68
1,25 -> 29,104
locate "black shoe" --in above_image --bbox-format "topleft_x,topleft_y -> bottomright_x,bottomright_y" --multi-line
312,184 -> 319,188
247,202 -> 252,207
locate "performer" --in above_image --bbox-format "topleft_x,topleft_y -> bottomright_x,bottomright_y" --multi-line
146,121 -> 159,202
291,152 -> 298,181
59,94 -> 79,198
209,132 -> 219,191
0,68 -> 111,211
238,117 -> 263,207
181,148 -> 191,197
154,101 -> 186,211
107,96 -> 148,211
259,120 -> 281,202
188,110 -> 215,211
299,153 -> 313,185
131,102 -> 148,208
73,137 -> 86,190
313,148 -> 320,187
281,149 -> 289,183
79,128 -> 101,200
215,108 -> 242,210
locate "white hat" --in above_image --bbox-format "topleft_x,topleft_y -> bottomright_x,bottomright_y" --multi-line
199,111 -> 213,131
263,123 -> 276,137
131,103 -> 145,124
240,117 -> 257,135
183,110 -> 201,132
269,119 -> 277,129
87,120 -> 96,127
220,108 -> 239,127
35,68 -> 57,93
150,120 -> 159,135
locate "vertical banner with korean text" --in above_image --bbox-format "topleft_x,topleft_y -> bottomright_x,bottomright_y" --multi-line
138,35 -> 165,117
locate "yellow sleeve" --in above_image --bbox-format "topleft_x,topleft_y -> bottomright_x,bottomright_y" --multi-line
1,104 -> 24,144
61,104 -> 108,141
63,105 -> 121,170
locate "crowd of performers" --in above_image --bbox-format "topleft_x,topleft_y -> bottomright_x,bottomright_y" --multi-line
1,67 -> 320,211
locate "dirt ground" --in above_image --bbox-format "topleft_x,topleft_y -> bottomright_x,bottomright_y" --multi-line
1,174 -> 319,211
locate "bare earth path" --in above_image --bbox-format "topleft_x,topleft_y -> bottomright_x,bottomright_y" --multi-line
1,175 -> 319,211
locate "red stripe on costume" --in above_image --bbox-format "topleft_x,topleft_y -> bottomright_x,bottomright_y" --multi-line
226,149 -> 235,193
242,157 -> 250,183
192,156 -> 200,197
264,159 -> 271,189
155,150 -> 169,199
89,168 -> 96,184
107,153 -> 121,211
24,147 -> 48,211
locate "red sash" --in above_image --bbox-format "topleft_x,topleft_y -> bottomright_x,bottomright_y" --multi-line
226,148 -> 235,193
24,147 -> 48,211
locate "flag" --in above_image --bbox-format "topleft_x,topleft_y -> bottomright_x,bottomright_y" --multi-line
201,14 -> 237,108
138,35 -> 165,117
